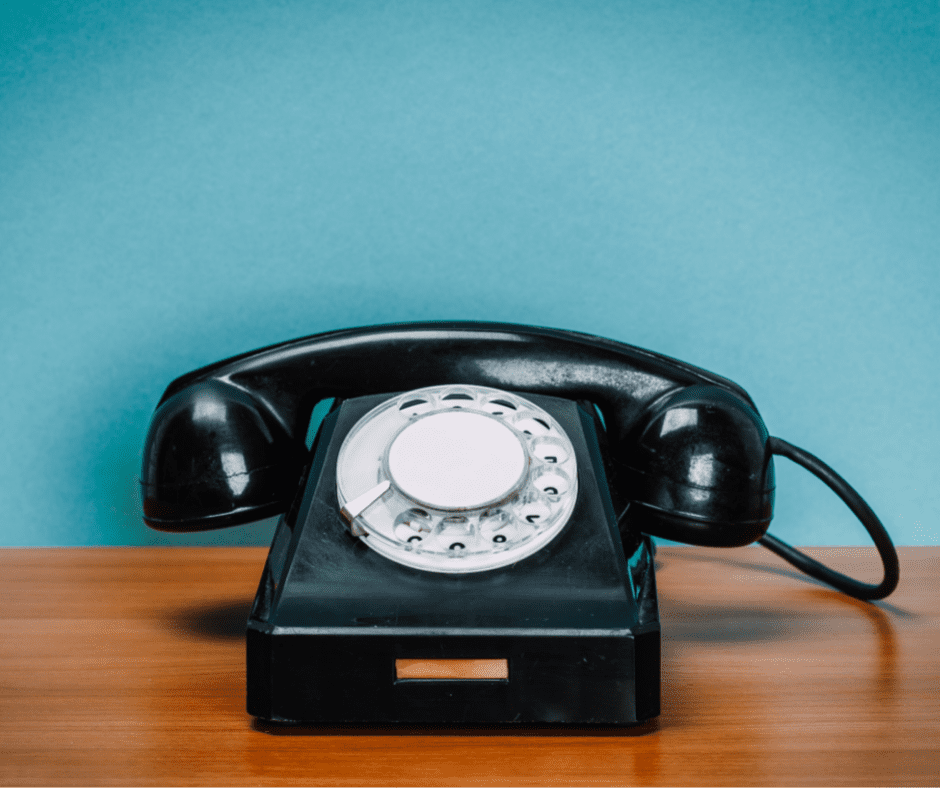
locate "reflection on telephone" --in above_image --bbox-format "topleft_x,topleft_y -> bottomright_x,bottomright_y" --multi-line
141,323 -> 899,725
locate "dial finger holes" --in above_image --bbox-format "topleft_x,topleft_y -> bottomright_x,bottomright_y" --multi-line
394,508 -> 433,543
483,398 -> 518,416
514,415 -> 551,436
479,510 -> 519,547
479,509 -> 508,532
531,439 -> 569,465
399,398 -> 432,416
479,509 -> 507,529
517,500 -> 551,526
441,389 -> 476,408
535,469 -> 570,498
434,515 -> 474,549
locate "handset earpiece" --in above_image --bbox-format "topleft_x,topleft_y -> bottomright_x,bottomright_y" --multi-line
612,384 -> 899,601
615,385 -> 775,547
141,380 -> 308,531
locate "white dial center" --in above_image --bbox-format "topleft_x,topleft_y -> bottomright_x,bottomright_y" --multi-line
387,411 -> 527,510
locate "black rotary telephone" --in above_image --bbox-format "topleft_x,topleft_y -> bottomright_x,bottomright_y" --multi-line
141,322 -> 899,725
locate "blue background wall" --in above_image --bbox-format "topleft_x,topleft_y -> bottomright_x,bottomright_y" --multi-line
1,0 -> 937,546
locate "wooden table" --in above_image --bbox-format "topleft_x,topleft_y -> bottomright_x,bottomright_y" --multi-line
1,546 -> 937,786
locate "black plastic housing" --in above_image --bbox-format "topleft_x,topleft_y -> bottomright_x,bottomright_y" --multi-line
247,392 -> 661,725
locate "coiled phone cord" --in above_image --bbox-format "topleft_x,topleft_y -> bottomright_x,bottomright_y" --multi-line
759,437 -> 900,601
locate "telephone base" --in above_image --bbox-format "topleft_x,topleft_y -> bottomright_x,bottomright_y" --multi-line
247,622 -> 660,725
246,393 -> 661,725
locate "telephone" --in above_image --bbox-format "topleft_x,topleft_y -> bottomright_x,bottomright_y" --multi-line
141,322 -> 899,725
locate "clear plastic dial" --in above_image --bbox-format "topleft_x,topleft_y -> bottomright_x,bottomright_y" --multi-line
335,385 -> 578,574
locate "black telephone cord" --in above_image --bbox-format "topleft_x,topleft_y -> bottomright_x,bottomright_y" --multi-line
759,436 -> 900,601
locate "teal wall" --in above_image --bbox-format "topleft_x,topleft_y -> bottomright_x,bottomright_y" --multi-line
1,1 -> 937,546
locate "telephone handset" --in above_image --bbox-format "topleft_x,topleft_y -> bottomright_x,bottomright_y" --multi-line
141,322 -> 899,725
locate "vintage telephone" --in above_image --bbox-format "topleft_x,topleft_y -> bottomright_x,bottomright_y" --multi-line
141,322 -> 899,725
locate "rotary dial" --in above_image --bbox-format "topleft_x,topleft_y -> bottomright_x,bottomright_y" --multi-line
335,385 -> 578,574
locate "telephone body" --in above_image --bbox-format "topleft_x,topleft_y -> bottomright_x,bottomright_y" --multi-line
141,322 -> 898,725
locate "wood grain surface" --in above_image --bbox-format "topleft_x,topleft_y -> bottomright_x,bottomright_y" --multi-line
1,546 -> 937,786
